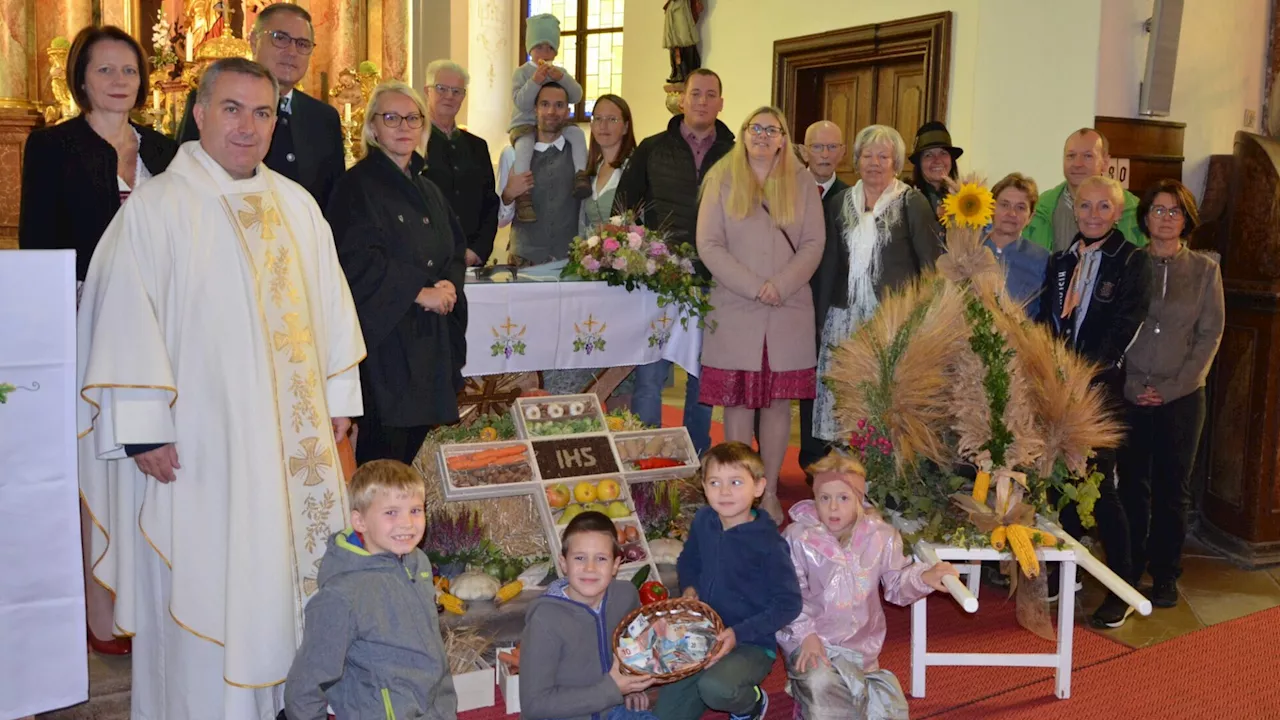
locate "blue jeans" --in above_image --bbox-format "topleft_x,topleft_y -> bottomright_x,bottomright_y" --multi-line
607,705 -> 660,720
631,359 -> 712,455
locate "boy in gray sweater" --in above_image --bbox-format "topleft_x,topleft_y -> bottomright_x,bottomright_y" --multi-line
519,512 -> 657,720
284,460 -> 456,720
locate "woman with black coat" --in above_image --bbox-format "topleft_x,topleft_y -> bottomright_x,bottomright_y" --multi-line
18,25 -> 177,659
20,25 -> 177,289
328,81 -> 467,465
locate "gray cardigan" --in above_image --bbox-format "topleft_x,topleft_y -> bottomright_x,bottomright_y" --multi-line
1123,246 -> 1225,404
518,578 -> 640,720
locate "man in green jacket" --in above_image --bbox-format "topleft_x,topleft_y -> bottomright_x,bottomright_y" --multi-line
1025,128 -> 1146,252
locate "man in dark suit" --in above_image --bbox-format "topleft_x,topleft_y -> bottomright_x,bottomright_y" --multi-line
421,59 -> 498,266
177,3 -> 344,211
799,120 -> 849,476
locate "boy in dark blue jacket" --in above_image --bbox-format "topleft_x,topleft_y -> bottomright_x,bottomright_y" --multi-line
655,442 -> 802,720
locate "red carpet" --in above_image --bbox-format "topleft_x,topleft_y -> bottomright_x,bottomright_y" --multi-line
937,605 -> 1280,719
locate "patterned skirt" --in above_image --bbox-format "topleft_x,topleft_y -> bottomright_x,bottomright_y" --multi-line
698,343 -> 816,409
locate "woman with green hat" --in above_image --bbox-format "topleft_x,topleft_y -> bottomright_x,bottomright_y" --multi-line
909,121 -> 963,216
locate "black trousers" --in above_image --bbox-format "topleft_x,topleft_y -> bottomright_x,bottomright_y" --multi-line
355,415 -> 432,467
1058,444 -> 1133,585
1117,388 -> 1207,583
798,397 -> 829,472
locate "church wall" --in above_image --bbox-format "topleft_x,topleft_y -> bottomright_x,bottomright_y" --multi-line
620,0 -> 1104,196
1096,0 -> 1269,200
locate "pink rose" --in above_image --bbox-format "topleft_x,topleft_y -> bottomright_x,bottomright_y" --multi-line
627,232 -> 643,250
648,242 -> 668,258
611,256 -> 628,271
629,225 -> 645,236
581,256 -> 601,272
602,237 -> 621,252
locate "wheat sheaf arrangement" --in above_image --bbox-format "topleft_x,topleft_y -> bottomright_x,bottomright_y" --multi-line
824,176 -> 1125,579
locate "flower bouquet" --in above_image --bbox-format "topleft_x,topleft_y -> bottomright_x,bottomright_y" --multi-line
562,213 -> 714,329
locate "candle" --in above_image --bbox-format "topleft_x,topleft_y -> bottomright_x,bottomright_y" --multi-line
152,89 -> 162,111
344,103 -> 351,124
186,31 -> 193,62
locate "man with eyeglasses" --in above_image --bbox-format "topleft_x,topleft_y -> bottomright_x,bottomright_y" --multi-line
177,2 -> 344,211
421,59 -> 499,267
1024,127 -> 1146,253
796,120 -> 849,475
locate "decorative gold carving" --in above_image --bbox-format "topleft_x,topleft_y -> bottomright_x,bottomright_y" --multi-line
289,369 -> 320,433
290,437 -> 335,488
46,39 -> 75,125
273,312 -> 314,363
330,62 -> 383,167
237,195 -> 282,240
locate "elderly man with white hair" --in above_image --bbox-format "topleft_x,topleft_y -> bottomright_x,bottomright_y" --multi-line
422,59 -> 499,266
810,124 -> 942,443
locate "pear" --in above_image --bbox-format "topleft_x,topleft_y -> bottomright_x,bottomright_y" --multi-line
605,501 -> 632,519
558,504 -> 585,525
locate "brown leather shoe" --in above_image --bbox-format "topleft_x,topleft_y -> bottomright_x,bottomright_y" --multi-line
515,193 -> 537,223
88,631 -> 132,656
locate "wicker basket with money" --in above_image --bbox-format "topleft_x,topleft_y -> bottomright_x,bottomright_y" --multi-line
612,598 -> 724,681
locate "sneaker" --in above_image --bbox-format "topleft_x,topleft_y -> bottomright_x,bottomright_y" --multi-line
573,169 -> 593,200
729,686 -> 768,720
1045,564 -> 1084,602
1090,593 -> 1135,629
1149,578 -> 1179,608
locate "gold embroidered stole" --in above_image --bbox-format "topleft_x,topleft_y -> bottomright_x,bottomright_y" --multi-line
220,184 -> 350,616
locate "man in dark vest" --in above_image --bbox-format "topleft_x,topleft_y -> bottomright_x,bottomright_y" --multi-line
612,68 -> 733,456
176,2 -> 344,211
423,59 -> 498,266
497,82 -> 579,266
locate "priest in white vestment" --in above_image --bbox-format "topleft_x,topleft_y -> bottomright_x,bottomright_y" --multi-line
76,57 -> 366,720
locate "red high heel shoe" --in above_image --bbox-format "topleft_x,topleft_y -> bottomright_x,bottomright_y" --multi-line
88,630 -> 131,656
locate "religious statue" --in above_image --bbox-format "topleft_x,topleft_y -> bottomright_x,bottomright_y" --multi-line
663,0 -> 703,84
187,0 -> 228,51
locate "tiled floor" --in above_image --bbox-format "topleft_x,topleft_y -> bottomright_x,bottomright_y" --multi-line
661,367 -> 1280,651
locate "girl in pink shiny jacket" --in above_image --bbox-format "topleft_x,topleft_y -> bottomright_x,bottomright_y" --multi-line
777,454 -> 957,720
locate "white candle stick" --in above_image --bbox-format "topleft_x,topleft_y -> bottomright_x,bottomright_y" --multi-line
344,102 -> 352,124
152,89 -> 162,111
916,539 -> 979,613
186,31 -> 194,62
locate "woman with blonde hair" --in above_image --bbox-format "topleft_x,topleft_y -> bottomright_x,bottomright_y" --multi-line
696,106 -> 826,524
328,81 -> 468,464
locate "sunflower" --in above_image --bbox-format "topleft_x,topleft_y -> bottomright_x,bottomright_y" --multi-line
942,182 -> 995,230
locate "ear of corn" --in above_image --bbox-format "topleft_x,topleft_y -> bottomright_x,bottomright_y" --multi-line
973,471 -> 992,505
434,576 -> 450,592
438,592 -> 467,615
990,526 -> 1007,550
495,580 -> 524,604
1029,529 -> 1059,548
1006,525 -> 1040,578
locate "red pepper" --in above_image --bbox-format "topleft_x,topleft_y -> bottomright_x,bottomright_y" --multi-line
634,458 -> 683,470
639,580 -> 669,605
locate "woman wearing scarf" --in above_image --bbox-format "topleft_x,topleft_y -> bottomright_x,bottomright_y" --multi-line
812,125 -> 942,445
1039,175 -> 1151,629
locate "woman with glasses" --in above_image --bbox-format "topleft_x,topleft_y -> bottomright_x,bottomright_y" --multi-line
581,94 -> 637,232
812,125 -> 941,449
696,106 -> 826,524
327,81 -> 468,464
1118,179 -> 1223,611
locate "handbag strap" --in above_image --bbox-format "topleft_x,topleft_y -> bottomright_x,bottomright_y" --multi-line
761,202 -> 797,254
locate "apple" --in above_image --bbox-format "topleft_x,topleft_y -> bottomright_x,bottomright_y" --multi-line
605,501 -> 631,519
545,484 -> 571,509
558,504 -> 585,525
573,482 -> 598,503
596,478 -> 621,502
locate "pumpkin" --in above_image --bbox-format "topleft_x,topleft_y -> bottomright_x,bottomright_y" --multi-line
648,538 -> 684,565
451,570 -> 501,601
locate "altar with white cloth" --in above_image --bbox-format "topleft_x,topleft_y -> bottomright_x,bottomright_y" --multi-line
461,280 -> 702,387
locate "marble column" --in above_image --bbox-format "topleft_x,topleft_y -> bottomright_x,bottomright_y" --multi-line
0,0 -> 35,104
381,0 -> 409,81
308,0 -> 361,104
35,0 -> 91,106
0,0 -> 40,250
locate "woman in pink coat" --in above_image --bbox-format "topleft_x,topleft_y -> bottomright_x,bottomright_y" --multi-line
696,106 -> 825,524
778,454 -> 957,719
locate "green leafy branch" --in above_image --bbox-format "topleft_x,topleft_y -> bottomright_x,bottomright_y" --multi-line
965,297 -> 1015,467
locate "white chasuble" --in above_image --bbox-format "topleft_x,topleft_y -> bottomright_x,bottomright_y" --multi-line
76,142 -> 365,704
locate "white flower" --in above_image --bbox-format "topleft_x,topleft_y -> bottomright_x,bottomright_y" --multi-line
547,404 -> 565,418
524,405 -> 542,420
645,259 -> 658,275
609,215 -> 625,225
568,401 -> 586,416
586,235 -> 600,248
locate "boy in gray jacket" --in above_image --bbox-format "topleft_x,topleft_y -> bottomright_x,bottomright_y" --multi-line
519,512 -> 657,720
285,460 -> 456,720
